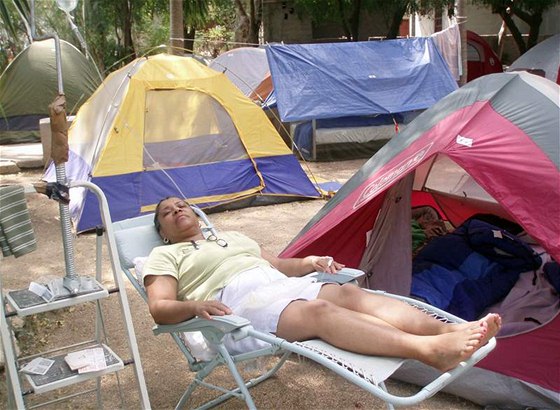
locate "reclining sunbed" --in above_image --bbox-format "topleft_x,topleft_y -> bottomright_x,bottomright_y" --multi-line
107,204 -> 496,410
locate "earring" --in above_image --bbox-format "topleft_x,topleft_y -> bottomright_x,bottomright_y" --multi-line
163,238 -> 170,244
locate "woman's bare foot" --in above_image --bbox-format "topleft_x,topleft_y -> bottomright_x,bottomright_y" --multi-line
419,324 -> 484,371
446,313 -> 501,336
478,313 -> 501,346
423,314 -> 501,372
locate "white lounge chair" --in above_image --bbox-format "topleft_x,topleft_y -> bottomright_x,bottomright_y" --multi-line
108,206 -> 496,410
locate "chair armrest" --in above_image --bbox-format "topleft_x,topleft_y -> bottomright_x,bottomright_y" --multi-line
311,267 -> 365,284
153,314 -> 251,336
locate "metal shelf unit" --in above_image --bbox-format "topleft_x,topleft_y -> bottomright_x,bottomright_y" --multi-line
0,181 -> 150,409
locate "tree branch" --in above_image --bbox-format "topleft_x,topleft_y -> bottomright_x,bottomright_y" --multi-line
499,9 -> 526,54
335,0 -> 352,39
386,1 -> 409,39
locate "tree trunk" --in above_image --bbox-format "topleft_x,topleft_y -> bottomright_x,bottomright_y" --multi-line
349,0 -> 362,41
526,14 -> 542,49
249,0 -> 261,44
234,0 -> 251,45
118,0 -> 134,63
335,0 -> 352,40
510,5 -> 543,50
386,2 -> 409,39
499,9 -> 526,55
170,0 -> 184,55
184,28 -> 195,54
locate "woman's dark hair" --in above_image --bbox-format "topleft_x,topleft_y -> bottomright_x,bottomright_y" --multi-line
153,199 -> 168,233
153,196 -> 190,233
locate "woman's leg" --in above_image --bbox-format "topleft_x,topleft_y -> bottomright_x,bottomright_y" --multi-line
317,283 -> 500,336
276,298 -> 497,372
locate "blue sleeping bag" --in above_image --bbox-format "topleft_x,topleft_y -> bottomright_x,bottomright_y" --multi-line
411,219 -> 541,320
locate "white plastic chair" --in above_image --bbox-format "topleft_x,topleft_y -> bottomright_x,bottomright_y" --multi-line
110,207 -> 496,410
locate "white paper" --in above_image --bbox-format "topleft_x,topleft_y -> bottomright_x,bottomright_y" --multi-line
47,278 -> 67,298
456,135 -> 473,147
65,347 -> 107,373
28,282 -> 54,302
493,229 -> 503,239
21,357 -> 55,375
65,350 -> 89,370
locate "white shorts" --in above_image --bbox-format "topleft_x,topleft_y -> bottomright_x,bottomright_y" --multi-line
215,266 -> 324,354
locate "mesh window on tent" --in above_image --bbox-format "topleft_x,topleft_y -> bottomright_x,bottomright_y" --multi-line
142,89 -> 248,169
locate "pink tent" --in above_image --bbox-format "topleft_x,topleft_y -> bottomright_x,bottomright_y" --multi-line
282,72 -> 560,408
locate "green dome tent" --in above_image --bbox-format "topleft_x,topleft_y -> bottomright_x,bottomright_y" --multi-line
0,38 -> 102,144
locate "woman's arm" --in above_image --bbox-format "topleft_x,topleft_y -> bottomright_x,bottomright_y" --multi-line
260,248 -> 345,277
144,274 -> 232,324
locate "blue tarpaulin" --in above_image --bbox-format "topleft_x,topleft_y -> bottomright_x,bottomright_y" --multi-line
266,38 -> 458,122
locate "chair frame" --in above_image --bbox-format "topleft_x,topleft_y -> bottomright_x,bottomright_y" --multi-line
109,206 -> 497,410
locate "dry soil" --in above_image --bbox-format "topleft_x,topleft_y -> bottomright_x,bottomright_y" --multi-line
0,161 -> 481,409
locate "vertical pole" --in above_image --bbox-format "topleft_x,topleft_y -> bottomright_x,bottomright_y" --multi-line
31,0 -> 81,293
169,0 -> 184,55
457,0 -> 468,85
0,272 -> 26,408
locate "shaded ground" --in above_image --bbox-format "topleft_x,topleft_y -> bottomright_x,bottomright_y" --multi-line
0,161 -> 481,409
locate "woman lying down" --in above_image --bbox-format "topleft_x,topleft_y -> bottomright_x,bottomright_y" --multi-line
143,197 -> 501,372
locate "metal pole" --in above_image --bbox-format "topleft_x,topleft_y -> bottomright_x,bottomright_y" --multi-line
30,0 -> 81,294
456,0 -> 468,86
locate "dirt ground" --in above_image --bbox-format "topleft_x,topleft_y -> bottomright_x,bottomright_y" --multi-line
0,161 -> 482,409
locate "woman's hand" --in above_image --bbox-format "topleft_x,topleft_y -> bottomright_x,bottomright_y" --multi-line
423,220 -> 447,238
193,300 -> 232,320
260,248 -> 345,277
310,256 -> 345,274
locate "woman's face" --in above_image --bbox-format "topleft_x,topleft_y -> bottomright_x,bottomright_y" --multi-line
156,197 -> 200,243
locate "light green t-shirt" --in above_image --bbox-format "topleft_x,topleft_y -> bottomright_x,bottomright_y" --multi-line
143,231 -> 271,301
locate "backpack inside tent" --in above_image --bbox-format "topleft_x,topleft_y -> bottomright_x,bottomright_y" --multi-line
281,72 -> 560,409
0,38 -> 102,144
44,53 -> 321,232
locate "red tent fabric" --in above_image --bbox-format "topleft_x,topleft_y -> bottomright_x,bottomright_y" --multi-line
467,31 -> 503,82
282,72 -> 560,408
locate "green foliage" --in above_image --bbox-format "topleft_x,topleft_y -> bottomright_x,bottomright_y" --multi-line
206,0 -> 237,29
196,23 -> 234,58
293,0 -> 455,40
0,1 -> 20,40
184,0 -> 210,29
0,0 -> 30,70
195,0 -> 236,58
0,0 -> 237,75
130,0 -> 170,58
293,0 -> 455,23
471,0 -> 559,52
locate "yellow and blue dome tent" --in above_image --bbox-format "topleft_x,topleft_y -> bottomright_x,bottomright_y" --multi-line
44,53 -> 321,232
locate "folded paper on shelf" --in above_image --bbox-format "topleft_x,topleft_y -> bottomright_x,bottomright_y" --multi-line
21,357 -> 55,375
65,347 -> 107,373
28,282 -> 54,303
